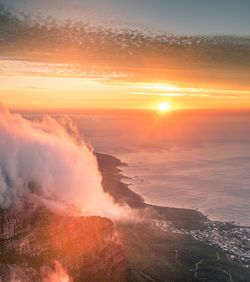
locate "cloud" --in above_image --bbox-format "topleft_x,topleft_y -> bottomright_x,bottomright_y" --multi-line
118,82 -> 247,99
41,261 -> 72,282
0,4 -> 250,90
0,105 -> 123,218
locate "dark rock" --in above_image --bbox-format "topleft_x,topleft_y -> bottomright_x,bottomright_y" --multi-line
0,206 -> 127,282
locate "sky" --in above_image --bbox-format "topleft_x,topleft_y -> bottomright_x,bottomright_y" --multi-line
1,0 -> 250,36
0,0 -> 250,110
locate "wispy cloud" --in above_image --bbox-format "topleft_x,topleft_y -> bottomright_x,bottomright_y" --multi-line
0,5 -> 250,93
0,59 -> 127,80
115,82 -> 249,99
130,92 -> 186,97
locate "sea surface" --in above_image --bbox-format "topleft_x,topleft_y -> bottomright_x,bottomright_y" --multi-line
32,110 -> 250,225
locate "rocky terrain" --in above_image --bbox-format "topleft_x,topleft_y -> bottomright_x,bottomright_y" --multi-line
0,205 -> 126,281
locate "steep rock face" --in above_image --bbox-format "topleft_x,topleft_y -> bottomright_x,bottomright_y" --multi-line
0,207 -> 127,281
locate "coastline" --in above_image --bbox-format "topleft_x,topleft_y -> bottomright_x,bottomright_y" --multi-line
96,152 -> 208,230
108,146 -> 250,227
96,152 -> 250,281
0,151 -> 248,281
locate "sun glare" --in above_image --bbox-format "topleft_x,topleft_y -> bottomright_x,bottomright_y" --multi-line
158,102 -> 171,112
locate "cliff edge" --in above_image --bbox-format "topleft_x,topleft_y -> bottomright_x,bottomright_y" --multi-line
0,206 -> 126,281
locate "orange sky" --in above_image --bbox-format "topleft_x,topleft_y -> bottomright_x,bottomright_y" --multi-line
1,74 -> 250,111
0,3 -> 250,111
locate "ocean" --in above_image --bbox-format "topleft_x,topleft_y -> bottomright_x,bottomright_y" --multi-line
72,110 -> 250,225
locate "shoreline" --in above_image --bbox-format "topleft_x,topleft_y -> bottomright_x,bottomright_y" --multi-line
96,152 -> 208,230
99,151 -> 250,228
96,152 -> 250,278
96,151 -> 250,231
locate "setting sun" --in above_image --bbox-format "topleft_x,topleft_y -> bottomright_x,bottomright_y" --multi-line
0,1 -> 249,281
158,102 -> 171,112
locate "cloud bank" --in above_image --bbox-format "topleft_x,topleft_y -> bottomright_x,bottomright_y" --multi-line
1,5 -> 250,89
0,105 -> 122,217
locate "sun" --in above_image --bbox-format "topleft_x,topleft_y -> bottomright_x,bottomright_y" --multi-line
158,102 -> 171,112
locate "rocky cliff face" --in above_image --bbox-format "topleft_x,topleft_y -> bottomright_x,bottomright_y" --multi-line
0,206 -> 127,281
